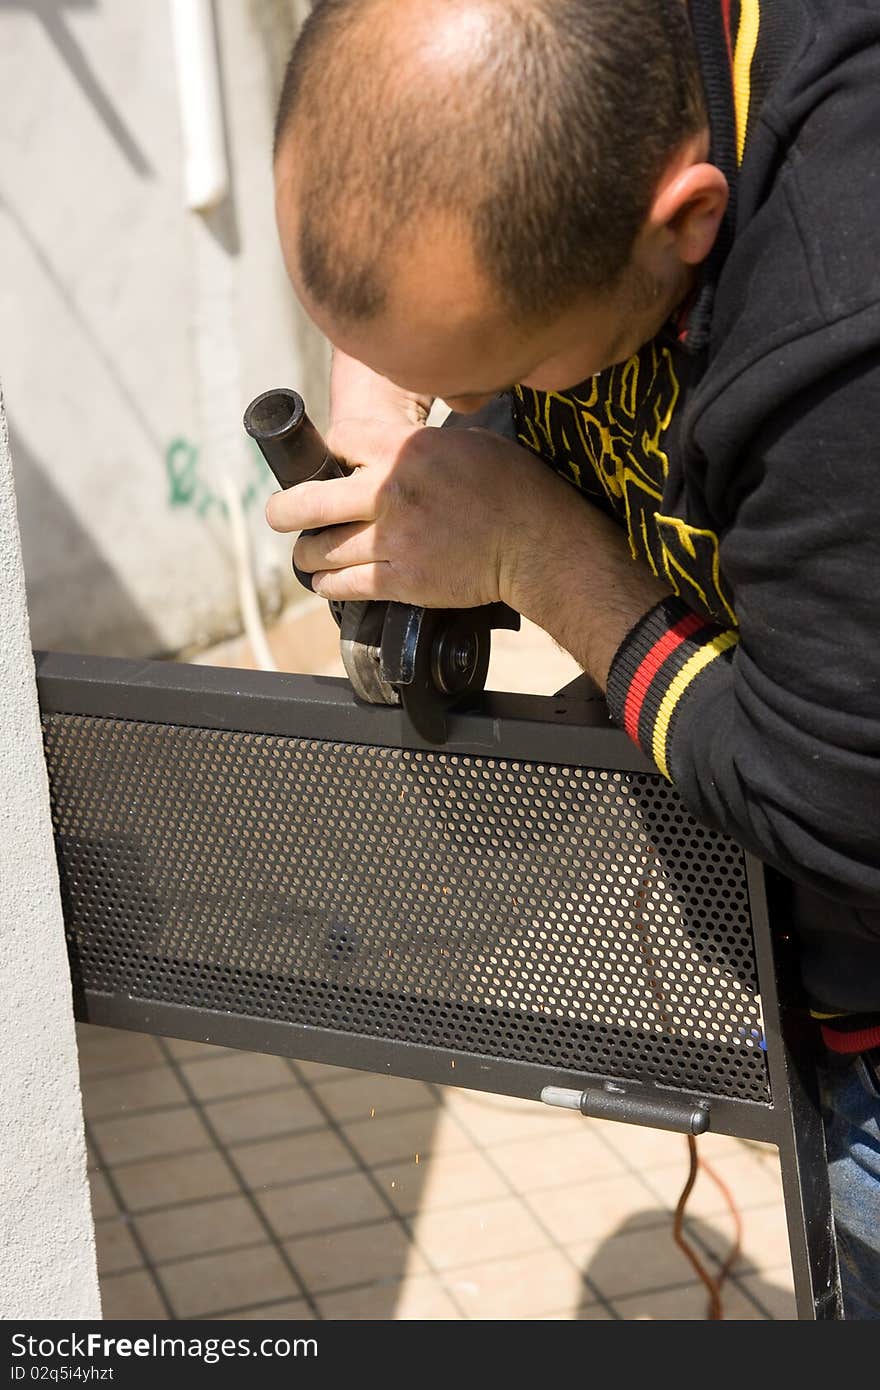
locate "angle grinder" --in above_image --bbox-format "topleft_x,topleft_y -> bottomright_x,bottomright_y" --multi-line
244,387 -> 520,744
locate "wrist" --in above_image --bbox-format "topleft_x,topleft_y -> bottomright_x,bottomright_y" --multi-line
498,468 -> 583,616
501,482 -> 672,690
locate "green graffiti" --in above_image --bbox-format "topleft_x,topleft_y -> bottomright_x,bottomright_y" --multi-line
165,438 -> 205,508
165,437 -> 276,518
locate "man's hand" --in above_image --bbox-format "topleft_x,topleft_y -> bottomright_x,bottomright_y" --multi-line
265,402 -> 674,690
265,417 -> 566,611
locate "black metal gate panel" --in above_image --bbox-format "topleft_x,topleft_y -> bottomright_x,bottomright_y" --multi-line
39,656 -> 771,1125
35,652 -> 843,1317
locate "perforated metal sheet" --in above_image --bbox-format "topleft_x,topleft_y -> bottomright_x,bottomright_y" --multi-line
43,713 -> 769,1101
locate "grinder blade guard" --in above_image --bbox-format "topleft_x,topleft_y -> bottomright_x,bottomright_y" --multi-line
244,387 -> 520,744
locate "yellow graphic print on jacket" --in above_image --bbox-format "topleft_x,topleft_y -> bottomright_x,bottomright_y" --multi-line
512,339 -> 737,628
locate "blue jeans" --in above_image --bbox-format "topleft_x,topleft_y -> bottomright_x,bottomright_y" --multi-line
818,1048 -> 880,1319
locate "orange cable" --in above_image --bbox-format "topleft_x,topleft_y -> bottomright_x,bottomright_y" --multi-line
698,1147 -> 745,1301
671,1135 -> 744,1319
629,851 -> 745,1318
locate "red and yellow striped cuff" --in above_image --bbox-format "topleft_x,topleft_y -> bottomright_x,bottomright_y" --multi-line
606,596 -> 739,779
816,1014 -> 880,1055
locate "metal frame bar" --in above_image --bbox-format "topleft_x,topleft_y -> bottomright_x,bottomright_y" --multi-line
36,649 -> 839,1317
35,650 -> 643,767
77,992 -> 779,1145
745,860 -> 843,1318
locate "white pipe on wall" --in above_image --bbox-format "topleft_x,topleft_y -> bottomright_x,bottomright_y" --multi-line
169,0 -> 230,211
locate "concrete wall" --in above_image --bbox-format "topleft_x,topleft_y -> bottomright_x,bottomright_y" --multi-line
0,0 -> 328,659
0,391 -> 102,1320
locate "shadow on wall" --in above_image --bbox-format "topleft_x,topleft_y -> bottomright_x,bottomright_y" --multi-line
9,418 -> 163,658
0,0 -> 154,177
239,0 -> 335,431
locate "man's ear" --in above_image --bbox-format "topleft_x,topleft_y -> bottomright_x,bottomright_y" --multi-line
648,151 -> 729,267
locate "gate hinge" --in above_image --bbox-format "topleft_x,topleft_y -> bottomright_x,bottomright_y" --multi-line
541,1083 -> 710,1136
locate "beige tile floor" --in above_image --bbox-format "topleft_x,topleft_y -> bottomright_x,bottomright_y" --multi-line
79,599 -> 797,1321
80,1024 -> 795,1322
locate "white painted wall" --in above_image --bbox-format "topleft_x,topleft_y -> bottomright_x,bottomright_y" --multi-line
0,0 -> 328,659
0,391 -> 102,1320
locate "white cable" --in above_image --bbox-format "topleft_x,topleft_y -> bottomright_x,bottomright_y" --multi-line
220,474 -> 277,672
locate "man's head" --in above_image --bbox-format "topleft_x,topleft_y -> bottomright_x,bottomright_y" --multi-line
274,0 -> 728,409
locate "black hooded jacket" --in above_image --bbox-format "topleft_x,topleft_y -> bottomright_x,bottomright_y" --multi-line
504,0 -> 880,1037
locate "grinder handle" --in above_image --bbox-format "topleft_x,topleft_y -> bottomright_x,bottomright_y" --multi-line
244,387 -> 351,592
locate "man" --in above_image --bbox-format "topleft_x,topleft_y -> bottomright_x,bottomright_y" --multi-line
267,0 -> 880,1316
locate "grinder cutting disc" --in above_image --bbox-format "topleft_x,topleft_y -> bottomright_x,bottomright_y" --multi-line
379,601 -> 520,744
339,600 -> 400,706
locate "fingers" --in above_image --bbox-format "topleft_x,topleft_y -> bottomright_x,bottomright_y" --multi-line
311,561 -> 397,602
264,418 -> 437,608
264,418 -> 421,533
294,520 -> 383,573
265,472 -> 375,534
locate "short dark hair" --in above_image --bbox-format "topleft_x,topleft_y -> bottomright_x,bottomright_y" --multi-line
275,0 -> 707,324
